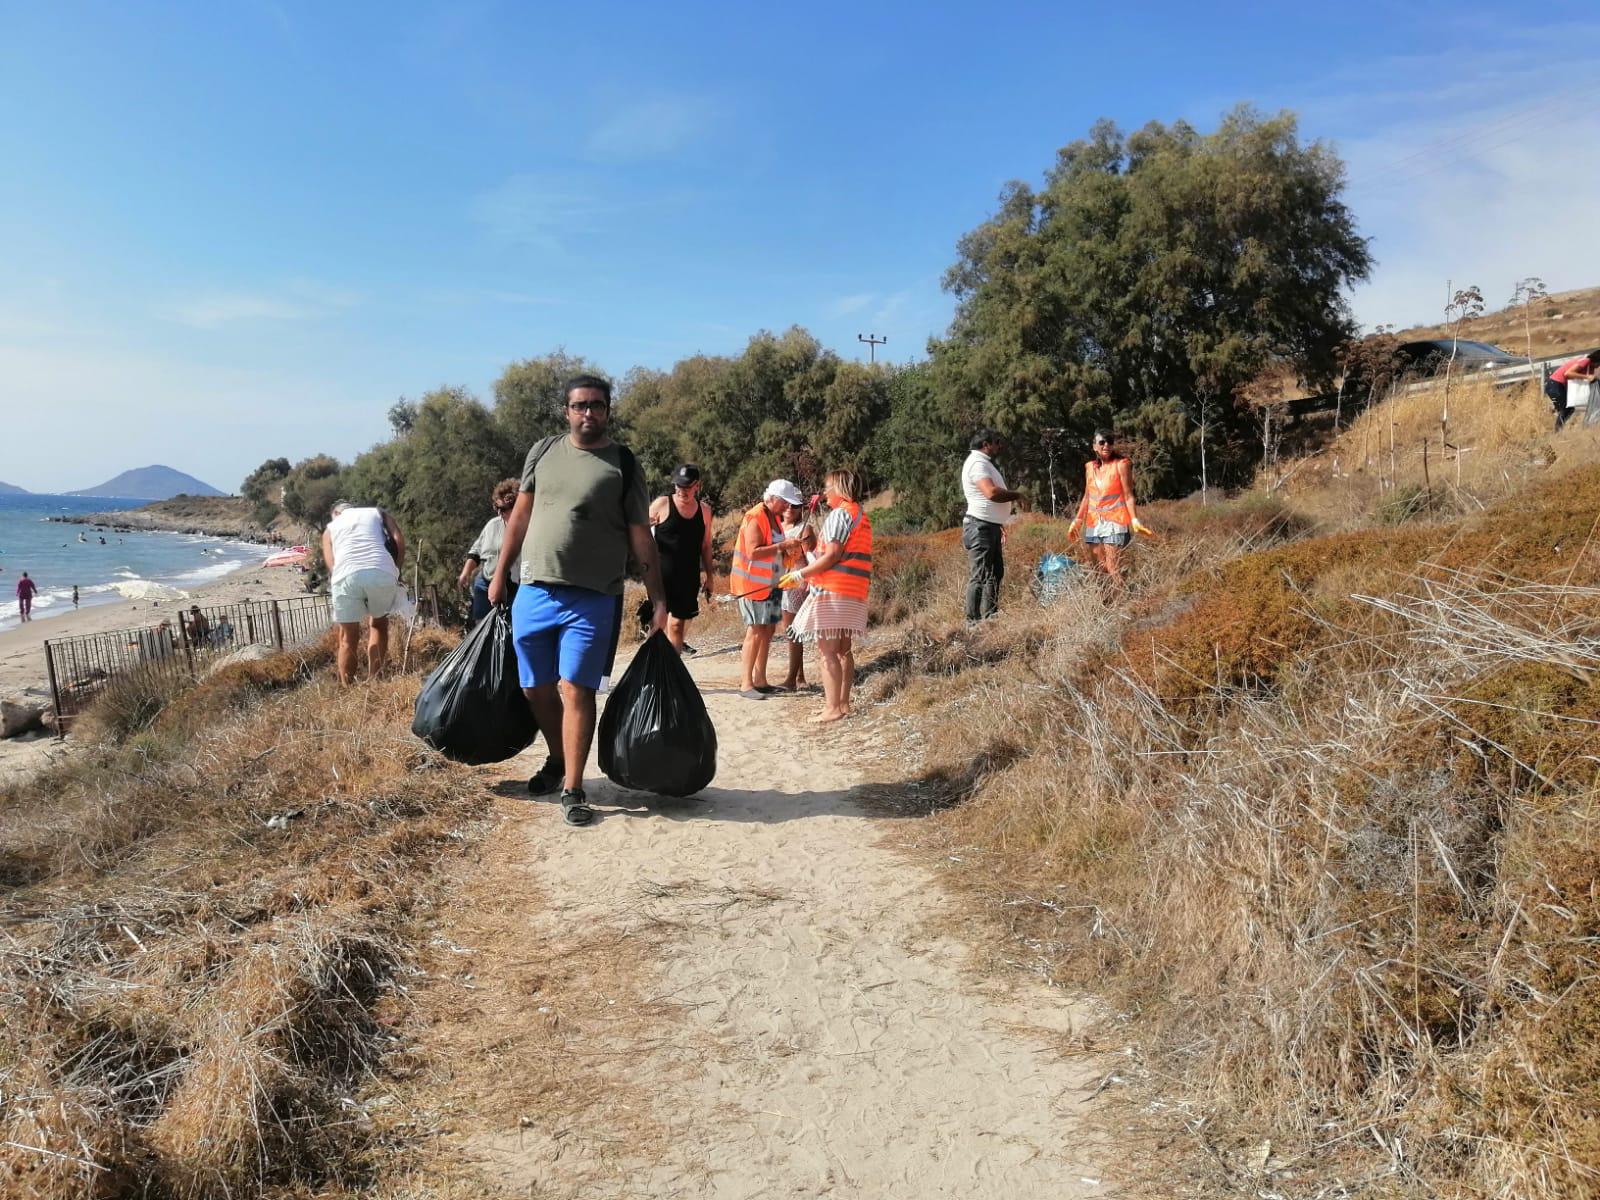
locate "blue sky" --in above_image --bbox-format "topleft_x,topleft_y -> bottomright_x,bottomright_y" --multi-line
3,1 -> 1599,493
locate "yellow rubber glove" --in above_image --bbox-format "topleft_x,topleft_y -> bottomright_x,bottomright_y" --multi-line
778,571 -> 804,590
1131,518 -> 1155,537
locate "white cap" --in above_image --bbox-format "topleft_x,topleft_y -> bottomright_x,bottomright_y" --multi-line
764,479 -> 803,506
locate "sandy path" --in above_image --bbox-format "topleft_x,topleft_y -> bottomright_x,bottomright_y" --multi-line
459,633 -> 1110,1198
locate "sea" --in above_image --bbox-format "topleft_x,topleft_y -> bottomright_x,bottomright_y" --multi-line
0,494 -> 275,632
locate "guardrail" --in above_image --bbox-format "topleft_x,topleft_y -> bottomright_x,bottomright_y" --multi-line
1286,352 -> 1569,420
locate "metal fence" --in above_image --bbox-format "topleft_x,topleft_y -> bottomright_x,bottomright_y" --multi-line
43,595 -> 334,730
42,582 -> 444,732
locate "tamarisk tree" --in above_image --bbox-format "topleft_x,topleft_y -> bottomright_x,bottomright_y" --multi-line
928,105 -> 1371,500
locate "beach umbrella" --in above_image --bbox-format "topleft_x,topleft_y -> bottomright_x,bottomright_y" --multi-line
113,580 -> 189,602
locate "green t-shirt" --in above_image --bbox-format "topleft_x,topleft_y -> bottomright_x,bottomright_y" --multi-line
517,436 -> 649,595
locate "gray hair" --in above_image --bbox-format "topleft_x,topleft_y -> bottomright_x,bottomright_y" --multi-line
330,500 -> 351,516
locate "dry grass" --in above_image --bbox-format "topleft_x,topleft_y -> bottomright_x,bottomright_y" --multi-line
1257,376 -> 1575,530
857,387 -> 1600,1196
0,626 -> 493,1198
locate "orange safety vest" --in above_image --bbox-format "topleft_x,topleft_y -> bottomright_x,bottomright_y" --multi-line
1085,459 -> 1132,527
811,500 -> 873,601
730,503 -> 782,599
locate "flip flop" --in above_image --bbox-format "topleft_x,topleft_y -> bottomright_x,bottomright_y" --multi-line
561,788 -> 595,826
739,689 -> 768,700
755,685 -> 782,695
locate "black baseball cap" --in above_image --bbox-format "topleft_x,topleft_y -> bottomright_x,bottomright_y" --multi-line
672,464 -> 701,486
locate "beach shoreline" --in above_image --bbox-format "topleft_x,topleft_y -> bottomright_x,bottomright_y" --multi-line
0,559 -> 313,701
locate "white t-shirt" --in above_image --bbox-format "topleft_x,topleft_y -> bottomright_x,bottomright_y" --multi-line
467,515 -> 519,581
327,507 -> 397,584
962,450 -> 1012,524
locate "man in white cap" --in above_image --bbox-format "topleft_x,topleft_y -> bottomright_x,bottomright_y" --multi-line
731,479 -> 803,699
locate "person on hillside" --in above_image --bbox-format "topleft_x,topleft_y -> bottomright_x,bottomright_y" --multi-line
961,429 -> 1024,622
781,469 -> 873,723
649,464 -> 715,654
458,478 -> 521,624
321,501 -> 406,685
777,500 -> 819,691
16,571 -> 37,622
732,480 -> 803,700
488,374 -> 668,828
1068,429 -> 1146,590
1547,349 -> 1600,430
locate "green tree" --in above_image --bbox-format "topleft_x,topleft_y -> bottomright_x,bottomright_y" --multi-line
342,386 -> 519,595
494,351 -> 607,454
240,456 -> 291,503
875,361 -> 975,528
932,105 -> 1371,499
279,454 -> 346,528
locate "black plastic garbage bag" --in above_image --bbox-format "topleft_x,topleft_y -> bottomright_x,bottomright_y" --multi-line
411,607 -> 535,764
598,631 -> 717,796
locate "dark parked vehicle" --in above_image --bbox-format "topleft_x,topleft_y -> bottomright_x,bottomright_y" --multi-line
1394,338 -> 1523,378
1286,339 -> 1525,420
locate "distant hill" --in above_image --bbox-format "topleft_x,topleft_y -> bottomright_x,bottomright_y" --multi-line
0,480 -> 27,495
67,465 -> 226,500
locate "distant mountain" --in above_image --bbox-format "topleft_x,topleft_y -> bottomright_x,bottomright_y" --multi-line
67,465 -> 226,500
0,480 -> 27,495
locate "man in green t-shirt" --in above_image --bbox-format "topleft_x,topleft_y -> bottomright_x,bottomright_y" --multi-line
489,374 -> 668,826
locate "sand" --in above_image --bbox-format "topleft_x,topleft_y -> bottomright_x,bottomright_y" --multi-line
0,562 -> 310,778
445,633 -> 1111,1197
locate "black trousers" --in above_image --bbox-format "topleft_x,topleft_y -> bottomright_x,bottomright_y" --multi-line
962,518 -> 1005,620
1547,376 -> 1574,430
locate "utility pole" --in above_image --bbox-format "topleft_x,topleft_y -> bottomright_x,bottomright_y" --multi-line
857,333 -> 886,363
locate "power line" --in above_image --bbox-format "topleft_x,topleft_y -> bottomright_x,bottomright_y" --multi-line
1348,85 -> 1591,192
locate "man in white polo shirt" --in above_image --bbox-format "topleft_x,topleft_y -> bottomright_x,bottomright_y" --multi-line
322,500 -> 406,684
961,429 -> 1023,621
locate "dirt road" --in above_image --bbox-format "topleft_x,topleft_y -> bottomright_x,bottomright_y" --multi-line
424,635 -> 1110,1198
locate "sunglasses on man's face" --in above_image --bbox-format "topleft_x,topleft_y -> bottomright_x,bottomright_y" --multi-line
568,400 -> 608,413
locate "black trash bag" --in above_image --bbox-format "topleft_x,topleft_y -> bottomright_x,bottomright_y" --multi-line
598,631 -> 717,796
411,606 -> 536,764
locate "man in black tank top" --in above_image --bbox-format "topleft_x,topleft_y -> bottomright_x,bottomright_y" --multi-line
648,464 -> 715,653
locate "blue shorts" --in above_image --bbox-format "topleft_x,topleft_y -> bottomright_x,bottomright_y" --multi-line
511,583 -> 617,691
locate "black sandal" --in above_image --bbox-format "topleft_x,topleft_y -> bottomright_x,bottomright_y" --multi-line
527,757 -> 565,796
561,788 -> 595,827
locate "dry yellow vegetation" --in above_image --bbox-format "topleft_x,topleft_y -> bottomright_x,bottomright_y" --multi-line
857,379 -> 1600,1197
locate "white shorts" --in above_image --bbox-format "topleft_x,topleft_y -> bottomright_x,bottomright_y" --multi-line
332,568 -> 399,623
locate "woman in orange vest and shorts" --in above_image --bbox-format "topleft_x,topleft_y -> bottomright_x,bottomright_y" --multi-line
1068,428 -> 1145,588
780,469 -> 872,723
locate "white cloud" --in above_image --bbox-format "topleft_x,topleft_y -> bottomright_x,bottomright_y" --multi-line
1286,23 -> 1600,332
827,292 -> 876,317
163,280 -> 361,330
1340,89 -> 1600,331
468,171 -> 621,249
587,96 -> 717,163
871,290 -> 913,327
0,339 -> 379,494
